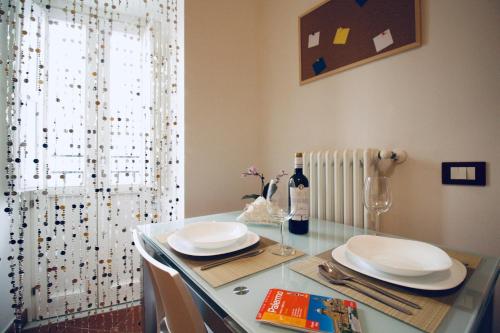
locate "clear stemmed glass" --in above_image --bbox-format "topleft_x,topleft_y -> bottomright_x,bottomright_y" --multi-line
363,176 -> 392,232
266,179 -> 296,256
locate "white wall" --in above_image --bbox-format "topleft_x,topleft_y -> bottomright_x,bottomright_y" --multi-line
258,0 -> 500,257
184,0 -> 263,217
186,0 -> 499,256
0,18 -> 15,332
185,0 -> 499,328
256,0 -> 500,330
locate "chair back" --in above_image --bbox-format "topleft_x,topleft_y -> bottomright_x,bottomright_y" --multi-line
133,230 -> 207,333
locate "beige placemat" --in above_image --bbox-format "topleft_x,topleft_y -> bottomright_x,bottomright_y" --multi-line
156,234 -> 304,287
289,248 -> 481,333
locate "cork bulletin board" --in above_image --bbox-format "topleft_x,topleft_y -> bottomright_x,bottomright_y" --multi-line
299,0 -> 421,84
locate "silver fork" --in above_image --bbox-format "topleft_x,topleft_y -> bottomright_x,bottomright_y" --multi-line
318,264 -> 413,315
324,262 -> 421,309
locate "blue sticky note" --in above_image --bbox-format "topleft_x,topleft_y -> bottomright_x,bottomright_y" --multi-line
355,0 -> 367,7
312,57 -> 326,75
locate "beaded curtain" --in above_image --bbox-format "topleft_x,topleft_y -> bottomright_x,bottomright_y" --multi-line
1,0 -> 181,325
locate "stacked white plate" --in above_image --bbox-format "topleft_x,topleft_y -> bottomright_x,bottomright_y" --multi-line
167,221 -> 260,256
332,235 -> 467,290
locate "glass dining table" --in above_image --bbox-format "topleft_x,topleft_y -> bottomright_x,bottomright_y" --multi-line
137,212 -> 498,333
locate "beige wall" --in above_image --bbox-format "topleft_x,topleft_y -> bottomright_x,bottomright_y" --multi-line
258,0 -> 500,257
255,1 -> 500,328
184,0 -> 263,217
185,0 -> 500,253
185,0 -> 499,326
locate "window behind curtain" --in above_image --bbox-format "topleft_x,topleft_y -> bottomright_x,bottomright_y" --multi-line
18,11 -> 153,191
109,29 -> 152,187
3,0 -> 182,323
46,18 -> 87,188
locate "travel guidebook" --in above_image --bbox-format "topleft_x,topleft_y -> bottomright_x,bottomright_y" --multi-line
256,288 -> 362,333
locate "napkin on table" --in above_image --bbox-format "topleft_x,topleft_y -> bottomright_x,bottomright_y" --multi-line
237,196 -> 273,224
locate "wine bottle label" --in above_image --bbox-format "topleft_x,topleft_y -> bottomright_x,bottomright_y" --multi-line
290,187 -> 309,221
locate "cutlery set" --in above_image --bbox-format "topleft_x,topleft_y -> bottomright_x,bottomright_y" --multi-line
318,262 -> 419,315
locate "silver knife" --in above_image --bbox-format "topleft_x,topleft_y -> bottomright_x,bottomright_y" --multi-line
200,249 -> 265,271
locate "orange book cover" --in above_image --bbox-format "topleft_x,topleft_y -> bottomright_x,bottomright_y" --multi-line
256,288 -> 362,333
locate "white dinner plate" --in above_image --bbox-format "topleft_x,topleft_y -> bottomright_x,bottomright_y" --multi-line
167,231 -> 260,256
346,235 -> 453,277
332,245 -> 467,291
176,221 -> 248,249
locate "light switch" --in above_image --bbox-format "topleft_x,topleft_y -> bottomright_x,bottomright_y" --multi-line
466,167 -> 476,180
442,162 -> 486,186
450,167 -> 467,180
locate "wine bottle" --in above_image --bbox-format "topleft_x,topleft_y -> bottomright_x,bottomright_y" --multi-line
288,152 -> 309,234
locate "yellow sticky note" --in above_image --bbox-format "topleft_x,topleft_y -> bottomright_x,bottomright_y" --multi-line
333,27 -> 350,45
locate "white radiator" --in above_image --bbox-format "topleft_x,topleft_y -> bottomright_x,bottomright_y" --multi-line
303,149 -> 406,230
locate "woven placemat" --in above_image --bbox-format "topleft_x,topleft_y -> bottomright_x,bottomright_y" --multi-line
156,234 -> 304,287
289,248 -> 481,333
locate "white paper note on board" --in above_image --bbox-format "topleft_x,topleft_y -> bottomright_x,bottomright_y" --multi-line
308,31 -> 320,48
373,29 -> 394,52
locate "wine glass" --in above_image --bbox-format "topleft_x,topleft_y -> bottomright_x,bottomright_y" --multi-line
266,179 -> 296,256
363,176 -> 392,232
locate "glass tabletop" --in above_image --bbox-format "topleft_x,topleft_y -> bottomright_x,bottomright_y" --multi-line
137,212 -> 498,333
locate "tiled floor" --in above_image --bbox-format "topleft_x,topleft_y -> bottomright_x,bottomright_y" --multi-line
22,305 -> 143,333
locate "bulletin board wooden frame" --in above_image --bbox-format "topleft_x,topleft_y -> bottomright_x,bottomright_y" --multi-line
299,0 -> 421,85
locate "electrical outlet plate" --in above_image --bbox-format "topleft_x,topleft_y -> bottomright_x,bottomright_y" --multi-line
442,162 -> 486,186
